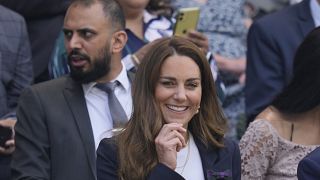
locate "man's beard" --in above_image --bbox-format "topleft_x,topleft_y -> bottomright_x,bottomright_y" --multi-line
68,47 -> 111,84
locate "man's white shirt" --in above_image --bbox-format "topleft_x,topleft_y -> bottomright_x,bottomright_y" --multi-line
83,61 -> 132,149
311,0 -> 320,27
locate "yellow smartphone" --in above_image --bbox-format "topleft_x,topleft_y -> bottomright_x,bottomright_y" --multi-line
173,7 -> 200,36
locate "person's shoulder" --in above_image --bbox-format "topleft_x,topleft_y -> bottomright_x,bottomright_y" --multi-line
207,138 -> 239,159
0,5 -> 24,22
246,119 -> 277,136
98,138 -> 117,150
222,138 -> 239,154
252,1 -> 303,30
240,119 -> 279,148
29,76 -> 75,94
298,146 -> 320,179
33,75 -> 70,87
240,119 -> 280,154
304,147 -> 320,161
97,137 -> 118,159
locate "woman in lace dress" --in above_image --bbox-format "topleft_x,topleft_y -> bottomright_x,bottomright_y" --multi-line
239,27 -> 320,179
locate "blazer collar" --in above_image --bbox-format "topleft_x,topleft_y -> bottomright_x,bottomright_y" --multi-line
63,76 -> 97,179
297,0 -> 316,36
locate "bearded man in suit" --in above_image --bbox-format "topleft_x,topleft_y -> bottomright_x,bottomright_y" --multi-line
11,0 -> 131,179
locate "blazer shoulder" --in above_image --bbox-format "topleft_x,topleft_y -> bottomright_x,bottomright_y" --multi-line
97,138 -> 117,154
252,1 -> 305,30
0,5 -> 24,22
30,76 -> 75,93
216,138 -> 241,166
222,138 -> 239,153
297,147 -> 320,180
97,137 -> 118,164
304,147 -> 320,162
96,138 -> 119,178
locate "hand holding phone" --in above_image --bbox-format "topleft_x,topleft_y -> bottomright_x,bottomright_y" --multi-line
0,125 -> 13,147
173,7 -> 200,36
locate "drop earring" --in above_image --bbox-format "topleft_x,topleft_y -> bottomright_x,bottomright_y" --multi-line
196,106 -> 200,114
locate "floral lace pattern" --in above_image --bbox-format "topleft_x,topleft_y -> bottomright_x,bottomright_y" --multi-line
239,120 -> 319,180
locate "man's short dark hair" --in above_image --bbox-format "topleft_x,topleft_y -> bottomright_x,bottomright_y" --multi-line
271,27 -> 320,114
71,0 -> 125,30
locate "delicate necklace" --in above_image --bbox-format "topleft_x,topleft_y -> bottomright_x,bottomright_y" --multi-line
176,135 -> 191,175
290,123 -> 294,141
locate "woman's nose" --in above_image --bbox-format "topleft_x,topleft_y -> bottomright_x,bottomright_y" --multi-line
173,86 -> 187,101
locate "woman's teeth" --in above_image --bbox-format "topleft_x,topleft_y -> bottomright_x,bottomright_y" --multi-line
166,105 -> 188,112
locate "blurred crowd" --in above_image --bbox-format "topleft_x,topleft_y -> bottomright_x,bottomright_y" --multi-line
0,0 -> 319,179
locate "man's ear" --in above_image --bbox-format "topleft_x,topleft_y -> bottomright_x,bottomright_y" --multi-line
111,30 -> 127,54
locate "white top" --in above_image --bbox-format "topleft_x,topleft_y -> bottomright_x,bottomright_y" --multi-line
82,62 -> 132,149
310,0 -> 320,27
175,133 -> 205,180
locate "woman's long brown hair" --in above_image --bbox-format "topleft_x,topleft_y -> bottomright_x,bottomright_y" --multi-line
117,36 -> 227,179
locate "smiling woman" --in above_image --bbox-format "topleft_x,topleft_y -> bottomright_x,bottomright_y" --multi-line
155,54 -> 202,130
96,36 -> 241,180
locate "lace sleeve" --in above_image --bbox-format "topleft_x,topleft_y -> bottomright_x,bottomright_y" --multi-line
239,120 -> 278,179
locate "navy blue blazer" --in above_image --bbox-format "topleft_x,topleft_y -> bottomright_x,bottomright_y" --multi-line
297,147 -> 320,180
245,0 -> 315,123
96,137 -> 240,180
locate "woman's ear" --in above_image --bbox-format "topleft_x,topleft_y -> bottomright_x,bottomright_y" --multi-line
111,30 -> 128,54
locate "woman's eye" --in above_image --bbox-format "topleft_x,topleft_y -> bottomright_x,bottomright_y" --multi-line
186,82 -> 199,89
161,81 -> 175,86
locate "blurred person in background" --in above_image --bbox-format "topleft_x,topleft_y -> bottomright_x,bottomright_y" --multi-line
49,0 -> 226,101
245,0 -> 302,19
240,27 -> 320,179
245,0 -> 319,125
0,0 -> 71,83
0,5 -> 32,180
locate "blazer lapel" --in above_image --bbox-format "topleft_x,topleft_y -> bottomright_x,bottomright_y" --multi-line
195,137 -> 234,180
194,137 -> 217,180
297,0 -> 315,37
63,77 -> 96,178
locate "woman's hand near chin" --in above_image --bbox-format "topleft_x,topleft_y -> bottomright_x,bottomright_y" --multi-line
155,123 -> 187,170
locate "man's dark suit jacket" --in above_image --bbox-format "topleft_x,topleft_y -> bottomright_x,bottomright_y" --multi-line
96,137 -> 241,180
0,0 -> 71,82
12,76 -> 96,180
298,147 -> 320,180
245,0 -> 315,123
